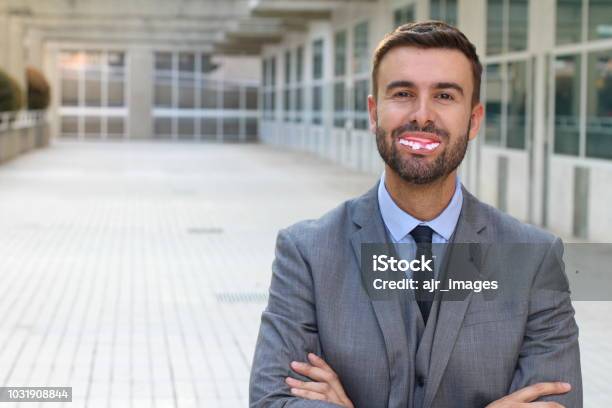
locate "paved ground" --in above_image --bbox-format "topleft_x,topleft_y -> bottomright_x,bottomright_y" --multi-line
0,141 -> 609,407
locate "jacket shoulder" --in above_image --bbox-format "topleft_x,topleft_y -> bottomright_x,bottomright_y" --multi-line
475,197 -> 558,243
281,194 -> 359,245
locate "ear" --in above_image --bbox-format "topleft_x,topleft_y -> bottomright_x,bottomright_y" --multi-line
368,94 -> 378,133
468,103 -> 484,141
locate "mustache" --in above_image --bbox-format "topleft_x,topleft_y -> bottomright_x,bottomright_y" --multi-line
390,122 -> 449,140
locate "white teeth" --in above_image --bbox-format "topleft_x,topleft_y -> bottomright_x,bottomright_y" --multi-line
399,139 -> 440,151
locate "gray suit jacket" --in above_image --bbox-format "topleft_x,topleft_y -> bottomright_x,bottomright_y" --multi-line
250,183 -> 582,408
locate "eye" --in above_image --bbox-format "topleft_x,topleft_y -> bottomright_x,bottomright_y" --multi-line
437,93 -> 454,101
393,91 -> 412,98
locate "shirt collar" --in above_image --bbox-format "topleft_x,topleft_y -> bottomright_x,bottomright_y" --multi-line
377,172 -> 463,242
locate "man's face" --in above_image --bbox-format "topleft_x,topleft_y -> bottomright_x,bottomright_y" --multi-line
368,46 -> 484,185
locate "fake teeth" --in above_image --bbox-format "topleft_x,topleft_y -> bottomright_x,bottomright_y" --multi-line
399,139 -> 440,151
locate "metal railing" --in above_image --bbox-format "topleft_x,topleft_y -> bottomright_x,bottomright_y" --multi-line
0,110 -> 47,133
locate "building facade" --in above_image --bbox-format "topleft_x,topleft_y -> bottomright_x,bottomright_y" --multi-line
1,0 -> 611,241
0,0 -> 261,143
256,0 -> 612,242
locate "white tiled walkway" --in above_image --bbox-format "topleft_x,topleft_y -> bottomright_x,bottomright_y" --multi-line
0,141 -> 609,407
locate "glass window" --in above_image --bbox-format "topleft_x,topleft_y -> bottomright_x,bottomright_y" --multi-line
588,0 -> 612,41
312,39 -> 324,80
487,0 -> 527,55
155,52 -> 172,71
179,53 -> 195,72
312,86 -> 323,125
107,117 -> 125,138
431,0 -> 442,20
430,0 -> 457,26
223,84 -> 240,109
107,80 -> 124,107
285,50 -> 292,85
294,87 -> 303,123
586,50 -> 612,159
108,52 -> 124,68
223,118 -> 240,137
200,118 -> 217,138
84,116 -> 101,138
245,118 -> 258,140
554,55 -> 581,155
58,50 -> 127,140
506,60 -> 527,149
154,117 -> 172,139
107,52 -> 125,107
262,59 -> 268,87
246,87 -> 258,110
508,0 -> 528,52
270,57 -> 276,86
556,0 -> 582,45
394,5 -> 415,27
201,54 -> 216,74
155,52 -> 173,108
485,64 -> 503,145
201,80 -> 218,109
60,116 -> 78,137
155,82 -> 172,108
84,73 -> 101,107
84,51 -> 102,107
334,31 -> 347,77
296,46 -> 304,83
353,22 -> 369,74
353,79 -> 369,130
334,81 -> 346,128
284,89 -> 291,122
178,118 -> 195,140
178,53 -> 195,109
284,50 -> 292,122
61,75 -> 79,106
487,0 -> 504,55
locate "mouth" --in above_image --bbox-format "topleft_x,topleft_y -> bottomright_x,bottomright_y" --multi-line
397,132 -> 441,154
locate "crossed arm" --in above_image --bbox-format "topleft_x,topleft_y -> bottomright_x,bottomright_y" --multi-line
250,231 -> 582,407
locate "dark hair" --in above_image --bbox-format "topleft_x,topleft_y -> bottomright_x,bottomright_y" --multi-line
371,20 -> 483,107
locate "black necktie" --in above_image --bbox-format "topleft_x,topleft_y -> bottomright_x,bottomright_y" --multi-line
410,225 -> 434,324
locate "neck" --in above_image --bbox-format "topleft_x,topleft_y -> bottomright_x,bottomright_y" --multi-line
384,166 -> 458,221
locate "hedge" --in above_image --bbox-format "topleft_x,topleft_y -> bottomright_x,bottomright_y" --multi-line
0,69 -> 24,112
26,66 -> 50,110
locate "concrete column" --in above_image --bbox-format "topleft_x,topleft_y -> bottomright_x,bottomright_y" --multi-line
415,0 -> 430,21
7,16 -> 26,90
0,14 -> 9,69
457,0 -> 487,194
44,44 -> 60,140
127,46 -> 153,139
24,28 -> 45,70
529,0 -> 556,226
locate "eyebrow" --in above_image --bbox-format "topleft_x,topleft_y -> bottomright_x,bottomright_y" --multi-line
386,80 -> 465,96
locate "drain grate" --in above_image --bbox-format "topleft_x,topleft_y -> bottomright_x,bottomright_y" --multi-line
215,291 -> 269,304
187,227 -> 224,234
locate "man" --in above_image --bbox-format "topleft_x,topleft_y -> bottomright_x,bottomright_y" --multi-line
250,21 -> 582,408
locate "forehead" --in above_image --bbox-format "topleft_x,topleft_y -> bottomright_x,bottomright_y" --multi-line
377,46 -> 473,89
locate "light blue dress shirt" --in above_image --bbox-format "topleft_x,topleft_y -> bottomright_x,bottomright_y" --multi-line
377,172 -> 463,279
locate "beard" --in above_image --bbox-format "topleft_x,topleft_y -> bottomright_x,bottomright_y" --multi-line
375,119 -> 471,185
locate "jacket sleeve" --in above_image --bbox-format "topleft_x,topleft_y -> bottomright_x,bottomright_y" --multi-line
249,228 -> 341,408
508,237 -> 583,407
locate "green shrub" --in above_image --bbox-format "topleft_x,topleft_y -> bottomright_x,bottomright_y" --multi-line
0,69 -> 24,112
26,66 -> 50,110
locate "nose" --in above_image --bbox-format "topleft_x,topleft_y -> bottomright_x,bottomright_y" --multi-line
408,96 -> 436,130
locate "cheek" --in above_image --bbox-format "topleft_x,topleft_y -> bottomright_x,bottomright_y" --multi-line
377,103 -> 410,129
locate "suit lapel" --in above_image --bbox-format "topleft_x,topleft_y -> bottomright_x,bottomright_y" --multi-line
349,184 -> 412,408
423,186 -> 490,408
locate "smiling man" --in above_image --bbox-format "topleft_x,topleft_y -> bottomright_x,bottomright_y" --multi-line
250,21 -> 582,408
